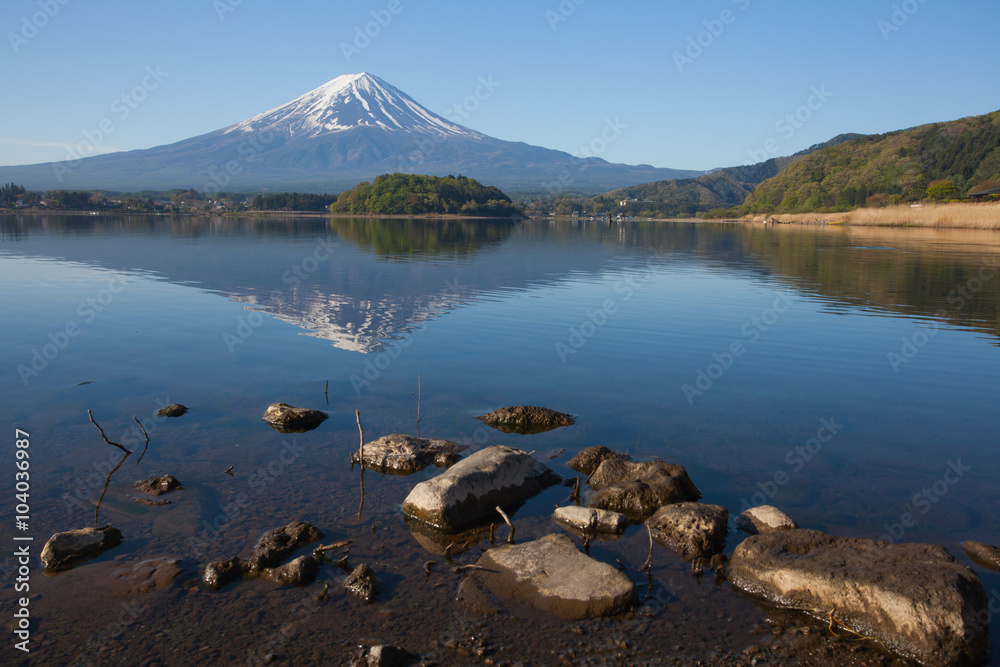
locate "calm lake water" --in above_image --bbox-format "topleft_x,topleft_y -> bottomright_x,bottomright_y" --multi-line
2,214 -> 999,665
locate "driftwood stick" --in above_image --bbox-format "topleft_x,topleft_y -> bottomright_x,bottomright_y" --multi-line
87,410 -> 131,454
642,523 -> 654,572
417,374 -> 421,438
95,450 -> 129,524
314,539 -> 353,555
356,409 -> 365,518
133,416 -> 150,466
496,506 -> 515,544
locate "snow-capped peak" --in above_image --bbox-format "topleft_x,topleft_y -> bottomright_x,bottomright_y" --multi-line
224,72 -> 478,139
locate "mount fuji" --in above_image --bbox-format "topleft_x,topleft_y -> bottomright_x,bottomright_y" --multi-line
1,73 -> 701,194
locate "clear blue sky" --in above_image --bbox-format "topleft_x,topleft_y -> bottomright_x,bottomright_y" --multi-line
1,0 -> 997,172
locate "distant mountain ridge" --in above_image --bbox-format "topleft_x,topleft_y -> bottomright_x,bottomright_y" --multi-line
597,134 -> 864,217
0,73 -> 700,194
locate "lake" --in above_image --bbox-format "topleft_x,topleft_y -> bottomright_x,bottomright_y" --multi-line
3,214 -> 999,665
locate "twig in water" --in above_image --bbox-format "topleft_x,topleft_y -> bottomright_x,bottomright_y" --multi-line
224,465 -> 234,476
314,539 -> 353,555
417,374 -> 421,438
356,409 -> 365,519
642,523 -> 654,573
828,608 -> 884,646
133,416 -> 150,466
424,560 -> 435,581
496,506 -> 515,544
489,522 -> 496,545
315,582 -> 330,603
87,410 -> 132,454
95,450 -> 130,525
324,379 -> 329,404
571,477 -> 581,502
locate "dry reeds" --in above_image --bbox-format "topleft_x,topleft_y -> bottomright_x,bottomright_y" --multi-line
748,202 -> 1000,229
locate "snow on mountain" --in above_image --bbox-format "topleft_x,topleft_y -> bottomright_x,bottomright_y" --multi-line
224,72 -> 479,139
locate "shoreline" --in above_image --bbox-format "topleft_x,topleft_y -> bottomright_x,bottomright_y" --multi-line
743,202 -> 1000,230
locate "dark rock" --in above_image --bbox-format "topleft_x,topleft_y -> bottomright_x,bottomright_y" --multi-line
588,458 -> 700,519
475,405 -> 575,434
402,445 -> 559,532
404,516 -> 492,557
40,526 -> 123,572
265,555 -> 320,587
133,474 -> 182,496
475,533 -> 637,619
737,505 -> 798,535
262,402 -> 328,433
246,521 -> 323,572
567,446 -> 629,475
647,502 -> 728,561
203,557 -> 246,589
963,540 -> 1000,572
360,434 -> 466,475
554,506 -> 628,535
345,563 -> 380,602
156,403 -> 188,418
351,644 -> 416,667
730,529 -> 989,667
132,496 -> 172,507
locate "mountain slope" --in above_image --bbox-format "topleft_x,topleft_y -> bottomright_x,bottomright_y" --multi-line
593,134 -> 864,217
0,73 -> 700,194
745,111 -> 1000,212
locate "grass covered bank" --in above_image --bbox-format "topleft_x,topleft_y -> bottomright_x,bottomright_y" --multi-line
749,202 -> 1000,229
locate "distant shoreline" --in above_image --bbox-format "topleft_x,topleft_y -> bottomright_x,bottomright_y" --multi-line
0,209 -> 525,221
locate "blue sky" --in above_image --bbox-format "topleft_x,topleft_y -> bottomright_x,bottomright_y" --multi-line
1,0 -> 997,172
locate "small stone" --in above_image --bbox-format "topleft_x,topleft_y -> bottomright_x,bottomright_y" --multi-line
345,563 -> 380,603
133,475 -> 182,496
554,506 -> 628,535
647,503 -> 728,561
40,526 -> 122,572
265,555 -> 320,587
963,540 -> 1000,572
262,402 -> 328,433
246,521 -> 323,573
475,406 -> 575,435
567,446 -> 628,475
203,557 -> 246,590
736,506 -> 798,535
156,404 -> 188,418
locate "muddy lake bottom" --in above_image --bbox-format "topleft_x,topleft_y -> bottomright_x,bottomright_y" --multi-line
2,215 -> 1000,665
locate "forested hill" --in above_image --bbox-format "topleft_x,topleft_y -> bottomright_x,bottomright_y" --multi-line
594,134 -> 863,218
745,110 -> 1000,213
329,174 -> 523,217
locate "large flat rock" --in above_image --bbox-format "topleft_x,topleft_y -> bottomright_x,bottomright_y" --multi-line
40,526 -> 123,572
475,405 -> 575,434
361,434 -> 465,475
729,529 -> 989,667
475,533 -> 637,619
401,445 -> 557,532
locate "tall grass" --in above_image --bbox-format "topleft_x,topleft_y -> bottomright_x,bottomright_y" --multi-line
748,203 -> 1000,229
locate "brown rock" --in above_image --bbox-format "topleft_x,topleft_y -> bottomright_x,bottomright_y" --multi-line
265,555 -> 320,587
567,446 -> 629,475
730,530 -> 989,667
156,403 -> 188,418
737,505 -> 798,535
345,563 -> 380,603
360,434 -> 465,475
647,502 -> 728,561
475,405 -> 575,434
40,526 -> 123,572
963,540 -> 1000,573
246,521 -> 323,572
203,557 -> 246,590
110,559 -> 183,594
134,474 -> 182,496
262,402 -> 328,433
587,458 -> 700,518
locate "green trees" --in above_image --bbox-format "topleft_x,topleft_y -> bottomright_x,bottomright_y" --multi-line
926,180 -> 960,201
0,182 -> 26,207
329,174 -> 522,217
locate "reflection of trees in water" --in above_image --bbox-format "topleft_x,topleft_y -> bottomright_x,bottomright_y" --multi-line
327,218 -> 517,258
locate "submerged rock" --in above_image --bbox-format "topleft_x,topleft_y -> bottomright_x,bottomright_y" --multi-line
265,555 -> 320,587
246,521 -> 324,572
737,505 -> 798,535
647,503 -> 728,561
401,445 -> 559,531
567,446 -> 629,475
554,506 -> 628,535
134,474 -> 182,496
587,456 -> 700,518
109,559 -> 183,594
475,533 -> 637,619
360,434 -> 466,475
262,402 -> 328,433
156,403 -> 188,418
475,405 -> 575,435
203,557 -> 246,590
40,526 -> 123,572
345,563 -> 380,603
730,529 -> 989,667
963,541 -> 1000,573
